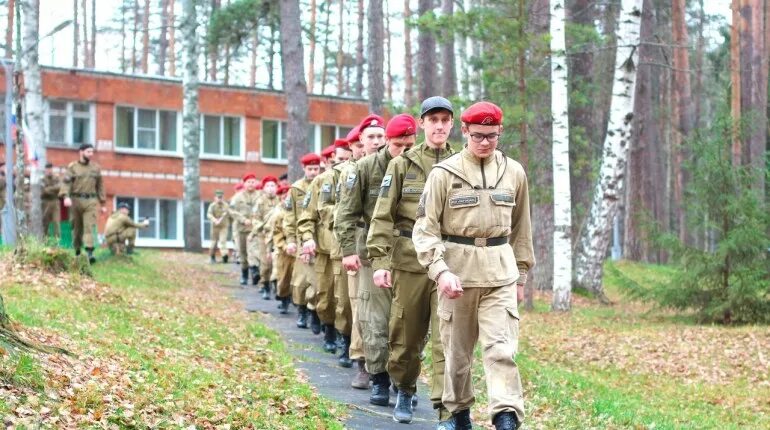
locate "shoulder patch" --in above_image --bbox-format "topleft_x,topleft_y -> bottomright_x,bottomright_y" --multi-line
284,196 -> 292,210
302,192 -> 312,208
346,172 -> 357,189
416,193 -> 426,218
381,175 -> 393,188
322,183 -> 332,193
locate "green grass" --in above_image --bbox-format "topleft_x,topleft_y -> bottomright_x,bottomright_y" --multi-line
0,250 -> 345,429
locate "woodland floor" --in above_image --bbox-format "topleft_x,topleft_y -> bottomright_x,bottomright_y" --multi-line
0,251 -> 768,429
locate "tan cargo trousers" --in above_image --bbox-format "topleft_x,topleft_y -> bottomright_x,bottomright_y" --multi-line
314,252 -> 336,325
70,197 -> 98,249
347,270 -> 365,360
333,259 -> 352,336
358,263 -> 391,375
276,251 -> 294,298
437,282 -> 523,422
291,257 -> 316,307
209,223 -> 229,257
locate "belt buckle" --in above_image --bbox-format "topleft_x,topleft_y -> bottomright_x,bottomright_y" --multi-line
474,237 -> 486,247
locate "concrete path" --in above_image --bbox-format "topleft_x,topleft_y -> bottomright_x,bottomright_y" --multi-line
220,266 -> 438,430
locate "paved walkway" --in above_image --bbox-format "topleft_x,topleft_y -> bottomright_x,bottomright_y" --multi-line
220,266 -> 438,430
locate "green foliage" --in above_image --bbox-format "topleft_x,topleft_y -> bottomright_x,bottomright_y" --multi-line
0,353 -> 45,391
207,0 -> 275,49
14,237 -> 91,276
622,115 -> 770,324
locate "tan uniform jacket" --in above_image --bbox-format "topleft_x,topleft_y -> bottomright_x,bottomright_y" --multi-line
367,142 -> 455,273
413,148 -> 535,286
59,160 -> 106,204
41,174 -> 61,201
334,147 -> 393,259
207,201 -> 230,225
283,178 -> 312,245
228,190 -> 261,233
298,166 -> 340,255
270,203 -> 288,251
104,212 -> 146,237
251,194 -> 279,235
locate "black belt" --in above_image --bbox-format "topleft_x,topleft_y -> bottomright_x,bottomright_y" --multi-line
395,229 -> 412,238
356,221 -> 369,229
442,235 -> 508,247
71,193 -> 98,199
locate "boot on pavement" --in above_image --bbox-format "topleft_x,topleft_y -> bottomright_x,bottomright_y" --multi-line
369,372 -> 390,406
436,409 -> 472,430
392,390 -> 415,423
323,324 -> 337,353
296,305 -> 309,328
261,281 -> 271,300
240,268 -> 249,286
351,359 -> 369,389
338,335 -> 353,368
250,266 -> 260,286
493,412 -> 520,430
309,310 -> 322,334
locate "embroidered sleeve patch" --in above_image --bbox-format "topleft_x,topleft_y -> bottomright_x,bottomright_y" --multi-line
416,193 -> 426,218
379,174 -> 393,197
322,183 -> 332,193
448,195 -> 480,207
284,196 -> 292,210
302,192 -> 311,208
346,172 -> 357,189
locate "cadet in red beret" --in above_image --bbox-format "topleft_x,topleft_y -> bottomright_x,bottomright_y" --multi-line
460,101 -> 504,159
321,145 -> 336,167
242,172 -> 257,183
385,113 -> 418,138
300,153 -> 322,166
358,114 -> 386,155
460,101 -> 504,126
345,126 -> 365,160
261,175 -> 279,188
231,171 -> 263,285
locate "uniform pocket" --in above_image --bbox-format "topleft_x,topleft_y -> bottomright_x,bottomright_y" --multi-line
505,306 -> 520,354
389,302 -> 405,347
437,308 -> 452,322
490,191 -> 516,227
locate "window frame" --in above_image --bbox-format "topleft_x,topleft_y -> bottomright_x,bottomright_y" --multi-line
113,105 -> 182,157
260,118 -> 288,165
199,114 -> 245,161
44,99 -> 96,148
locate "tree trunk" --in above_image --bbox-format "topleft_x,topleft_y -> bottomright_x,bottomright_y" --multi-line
267,22 -> 276,89
320,2 -> 332,94
307,0 -> 317,92
81,0 -> 88,67
168,0 -> 176,76
336,0 -> 345,96
132,0 -> 139,73
141,0 -> 150,73
6,0 -> 14,59
208,0 -> 220,81
158,0 -> 168,76
440,0 -> 456,97
417,0 -> 436,102
120,0 -> 127,72
574,0 -> 642,301
21,0 -> 44,240
693,0 -> 705,128
355,0 -> 365,97
280,0 -> 310,180
403,0 -> 414,106
550,0 -> 572,311
181,0 -> 201,251
73,0 -> 78,67
368,0 -> 384,114
517,0 -> 527,170
250,27 -> 259,86
90,0 -> 96,67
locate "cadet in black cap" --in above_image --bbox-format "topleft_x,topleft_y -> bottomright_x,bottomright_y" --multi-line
104,202 -> 149,255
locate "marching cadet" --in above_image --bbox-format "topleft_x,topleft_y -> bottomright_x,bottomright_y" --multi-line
413,102 -> 534,430
367,99 -> 455,423
229,173 -> 262,286
270,185 -> 294,313
207,190 -> 231,263
104,202 -> 150,254
60,143 -> 107,264
251,176 -> 280,300
284,153 -> 322,330
299,139 -> 353,355
334,114 -> 391,402
41,162 -> 62,241
320,144 -> 336,170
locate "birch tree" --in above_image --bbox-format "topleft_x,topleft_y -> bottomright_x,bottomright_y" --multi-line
21,0 -> 45,239
574,0 -> 642,302
181,0 -> 201,251
280,0 -> 310,180
550,0 -> 572,311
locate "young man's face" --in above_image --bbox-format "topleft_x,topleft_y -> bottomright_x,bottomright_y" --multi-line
420,110 -> 454,148
350,140 -> 365,160
361,126 -> 386,154
335,147 -> 352,164
304,164 -> 321,180
387,135 -> 417,158
215,195 -> 223,202
263,181 -> 278,196
244,178 -> 258,191
119,207 -> 130,216
463,124 -> 503,159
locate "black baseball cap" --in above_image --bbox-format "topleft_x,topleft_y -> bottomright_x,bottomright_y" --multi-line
420,96 -> 453,118
117,202 -> 130,210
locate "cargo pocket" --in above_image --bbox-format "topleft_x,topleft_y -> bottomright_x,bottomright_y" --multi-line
389,302 -> 405,347
505,306 -> 520,354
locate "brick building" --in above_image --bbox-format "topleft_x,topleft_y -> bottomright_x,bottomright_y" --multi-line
0,67 -> 369,248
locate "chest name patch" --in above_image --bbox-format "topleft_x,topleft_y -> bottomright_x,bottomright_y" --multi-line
449,195 -> 479,207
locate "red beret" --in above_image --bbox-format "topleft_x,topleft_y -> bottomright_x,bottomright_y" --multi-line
334,138 -> 350,149
345,127 -> 360,143
461,101 -> 503,126
321,145 -> 336,157
255,182 -> 263,190
300,153 -> 322,166
234,182 -> 244,191
242,173 -> 257,182
386,114 -> 417,138
277,185 -> 290,195
357,114 -> 385,134
261,175 -> 279,187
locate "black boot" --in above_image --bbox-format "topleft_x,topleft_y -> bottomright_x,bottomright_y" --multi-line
370,372 -> 390,406
323,325 -> 337,353
261,281 -> 271,300
250,266 -> 260,286
75,248 -> 81,256
86,248 -> 96,264
278,297 -> 290,314
310,310 -> 322,335
437,409 -> 473,430
297,305 -> 309,328
338,335 -> 353,368
210,255 -> 216,264
272,280 -> 279,300
393,390 -> 415,423
240,268 -> 249,286
222,254 -> 228,263
126,246 -> 137,255
493,412 -> 520,430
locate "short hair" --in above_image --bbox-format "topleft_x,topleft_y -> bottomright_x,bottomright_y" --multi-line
45,162 -> 53,168
79,143 -> 94,151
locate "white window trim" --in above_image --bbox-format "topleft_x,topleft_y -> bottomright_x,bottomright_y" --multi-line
44,100 -> 96,147
260,118 -> 288,165
199,114 -> 246,161
113,105 -> 182,156
113,196 -> 184,248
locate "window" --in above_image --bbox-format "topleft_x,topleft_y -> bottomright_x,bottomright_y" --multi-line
309,124 -> 353,153
115,106 -> 178,152
115,196 -> 182,245
202,115 -> 241,157
262,119 -> 287,161
46,100 -> 93,147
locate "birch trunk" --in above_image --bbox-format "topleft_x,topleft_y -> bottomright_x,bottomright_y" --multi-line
550,0 -> 572,311
280,0 -> 310,180
168,0 -> 176,76
368,0 -> 385,114
574,0 -> 642,301
21,0 -> 45,239
72,0 -> 78,66
181,0 -> 201,251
